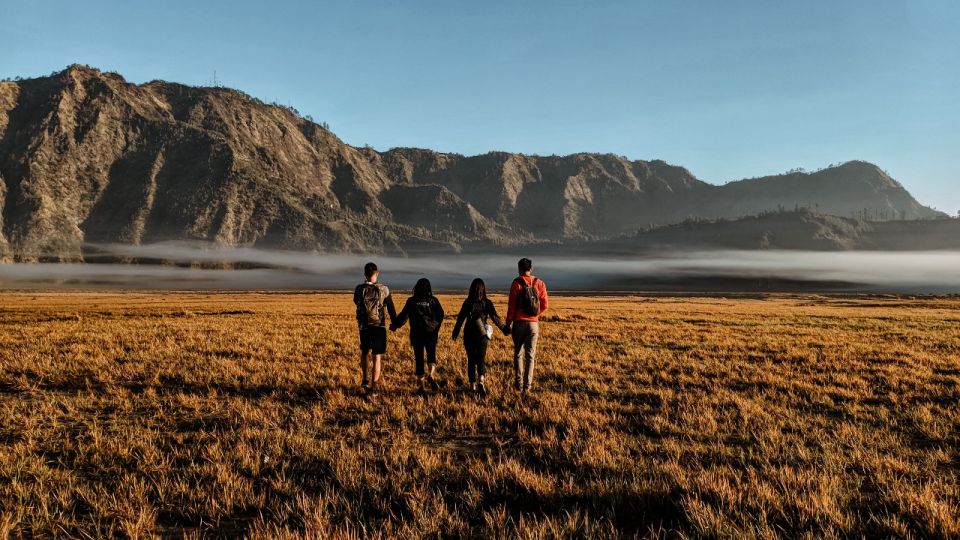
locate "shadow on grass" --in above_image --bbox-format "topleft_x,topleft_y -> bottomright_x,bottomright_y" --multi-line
3,370 -> 336,405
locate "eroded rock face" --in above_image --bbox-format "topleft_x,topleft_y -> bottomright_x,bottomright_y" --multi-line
0,66 -> 433,260
0,66 -> 942,261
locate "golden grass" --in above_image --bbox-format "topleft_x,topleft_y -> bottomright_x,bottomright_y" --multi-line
0,291 -> 958,538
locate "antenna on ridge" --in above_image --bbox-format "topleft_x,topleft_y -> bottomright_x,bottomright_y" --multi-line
211,70 -> 221,88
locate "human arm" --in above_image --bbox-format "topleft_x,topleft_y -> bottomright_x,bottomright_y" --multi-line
451,300 -> 467,340
384,290 -> 398,326
434,297 -> 445,327
537,279 -> 549,316
486,300 -> 506,332
505,279 -> 520,325
353,285 -> 363,324
392,297 -> 411,331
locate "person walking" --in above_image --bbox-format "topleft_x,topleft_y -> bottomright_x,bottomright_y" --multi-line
451,278 -> 507,397
391,278 -> 445,392
353,262 -> 397,396
504,258 -> 549,394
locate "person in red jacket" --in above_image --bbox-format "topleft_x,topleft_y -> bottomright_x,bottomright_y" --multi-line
505,257 -> 548,394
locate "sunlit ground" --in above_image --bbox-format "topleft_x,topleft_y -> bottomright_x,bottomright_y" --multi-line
1,292 -> 958,538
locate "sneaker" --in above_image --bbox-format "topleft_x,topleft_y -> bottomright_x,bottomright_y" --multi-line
428,377 -> 440,391
478,382 -> 488,398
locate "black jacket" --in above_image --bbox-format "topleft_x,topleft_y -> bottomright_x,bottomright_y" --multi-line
452,298 -> 504,341
393,295 -> 445,337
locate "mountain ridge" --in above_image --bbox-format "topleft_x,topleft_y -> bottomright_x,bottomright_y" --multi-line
0,65 -> 945,261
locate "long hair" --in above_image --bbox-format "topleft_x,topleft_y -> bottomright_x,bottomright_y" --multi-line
467,278 -> 486,303
413,278 -> 432,299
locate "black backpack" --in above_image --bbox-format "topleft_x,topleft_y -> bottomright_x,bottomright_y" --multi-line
414,297 -> 440,332
360,284 -> 385,326
515,277 -> 540,317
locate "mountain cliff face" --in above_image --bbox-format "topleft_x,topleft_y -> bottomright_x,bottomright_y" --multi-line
377,149 -> 709,239
0,66 -> 943,261
0,65 -> 465,261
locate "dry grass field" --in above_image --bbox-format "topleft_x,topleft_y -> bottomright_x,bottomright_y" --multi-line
0,291 -> 958,538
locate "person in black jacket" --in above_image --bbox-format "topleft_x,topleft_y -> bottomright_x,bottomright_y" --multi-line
391,278 -> 445,392
451,278 -> 508,397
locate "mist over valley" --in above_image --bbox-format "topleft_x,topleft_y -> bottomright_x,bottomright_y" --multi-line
3,243 -> 959,293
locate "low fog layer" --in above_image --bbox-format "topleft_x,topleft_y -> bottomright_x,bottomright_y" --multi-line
2,243 -> 960,293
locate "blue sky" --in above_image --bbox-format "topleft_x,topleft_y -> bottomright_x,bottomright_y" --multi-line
3,0 -> 958,212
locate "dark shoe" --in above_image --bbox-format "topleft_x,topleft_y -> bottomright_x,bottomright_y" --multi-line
428,377 -> 440,391
478,382 -> 488,398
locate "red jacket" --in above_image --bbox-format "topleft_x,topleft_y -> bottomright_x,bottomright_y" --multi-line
506,275 -> 548,323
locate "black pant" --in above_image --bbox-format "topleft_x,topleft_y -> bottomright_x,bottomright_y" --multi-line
359,326 -> 387,355
411,331 -> 438,376
464,334 -> 489,383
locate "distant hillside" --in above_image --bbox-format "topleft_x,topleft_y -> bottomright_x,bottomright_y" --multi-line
562,210 -> 960,253
0,65 -> 945,261
695,161 -> 940,222
379,152 -> 943,240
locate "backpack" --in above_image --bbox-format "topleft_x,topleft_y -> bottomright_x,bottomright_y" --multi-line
468,300 -> 487,335
360,284 -> 385,326
414,297 -> 440,333
516,277 -> 540,317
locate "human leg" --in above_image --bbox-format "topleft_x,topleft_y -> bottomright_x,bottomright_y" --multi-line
368,327 -> 387,393
511,321 -> 530,390
360,349 -> 369,387
476,337 -> 489,396
371,354 -> 383,386
466,341 -> 477,386
359,328 -> 371,387
522,322 -> 539,391
413,341 -> 426,378
425,339 -> 439,390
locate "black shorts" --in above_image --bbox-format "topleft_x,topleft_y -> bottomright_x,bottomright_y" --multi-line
359,326 -> 388,355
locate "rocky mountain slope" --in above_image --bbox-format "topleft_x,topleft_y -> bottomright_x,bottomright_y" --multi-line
0,65 -> 944,261
377,151 -> 942,240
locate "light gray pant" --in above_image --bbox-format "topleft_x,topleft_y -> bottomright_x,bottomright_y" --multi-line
511,321 -> 539,390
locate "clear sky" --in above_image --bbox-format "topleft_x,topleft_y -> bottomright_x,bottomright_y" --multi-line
3,0 -> 958,213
